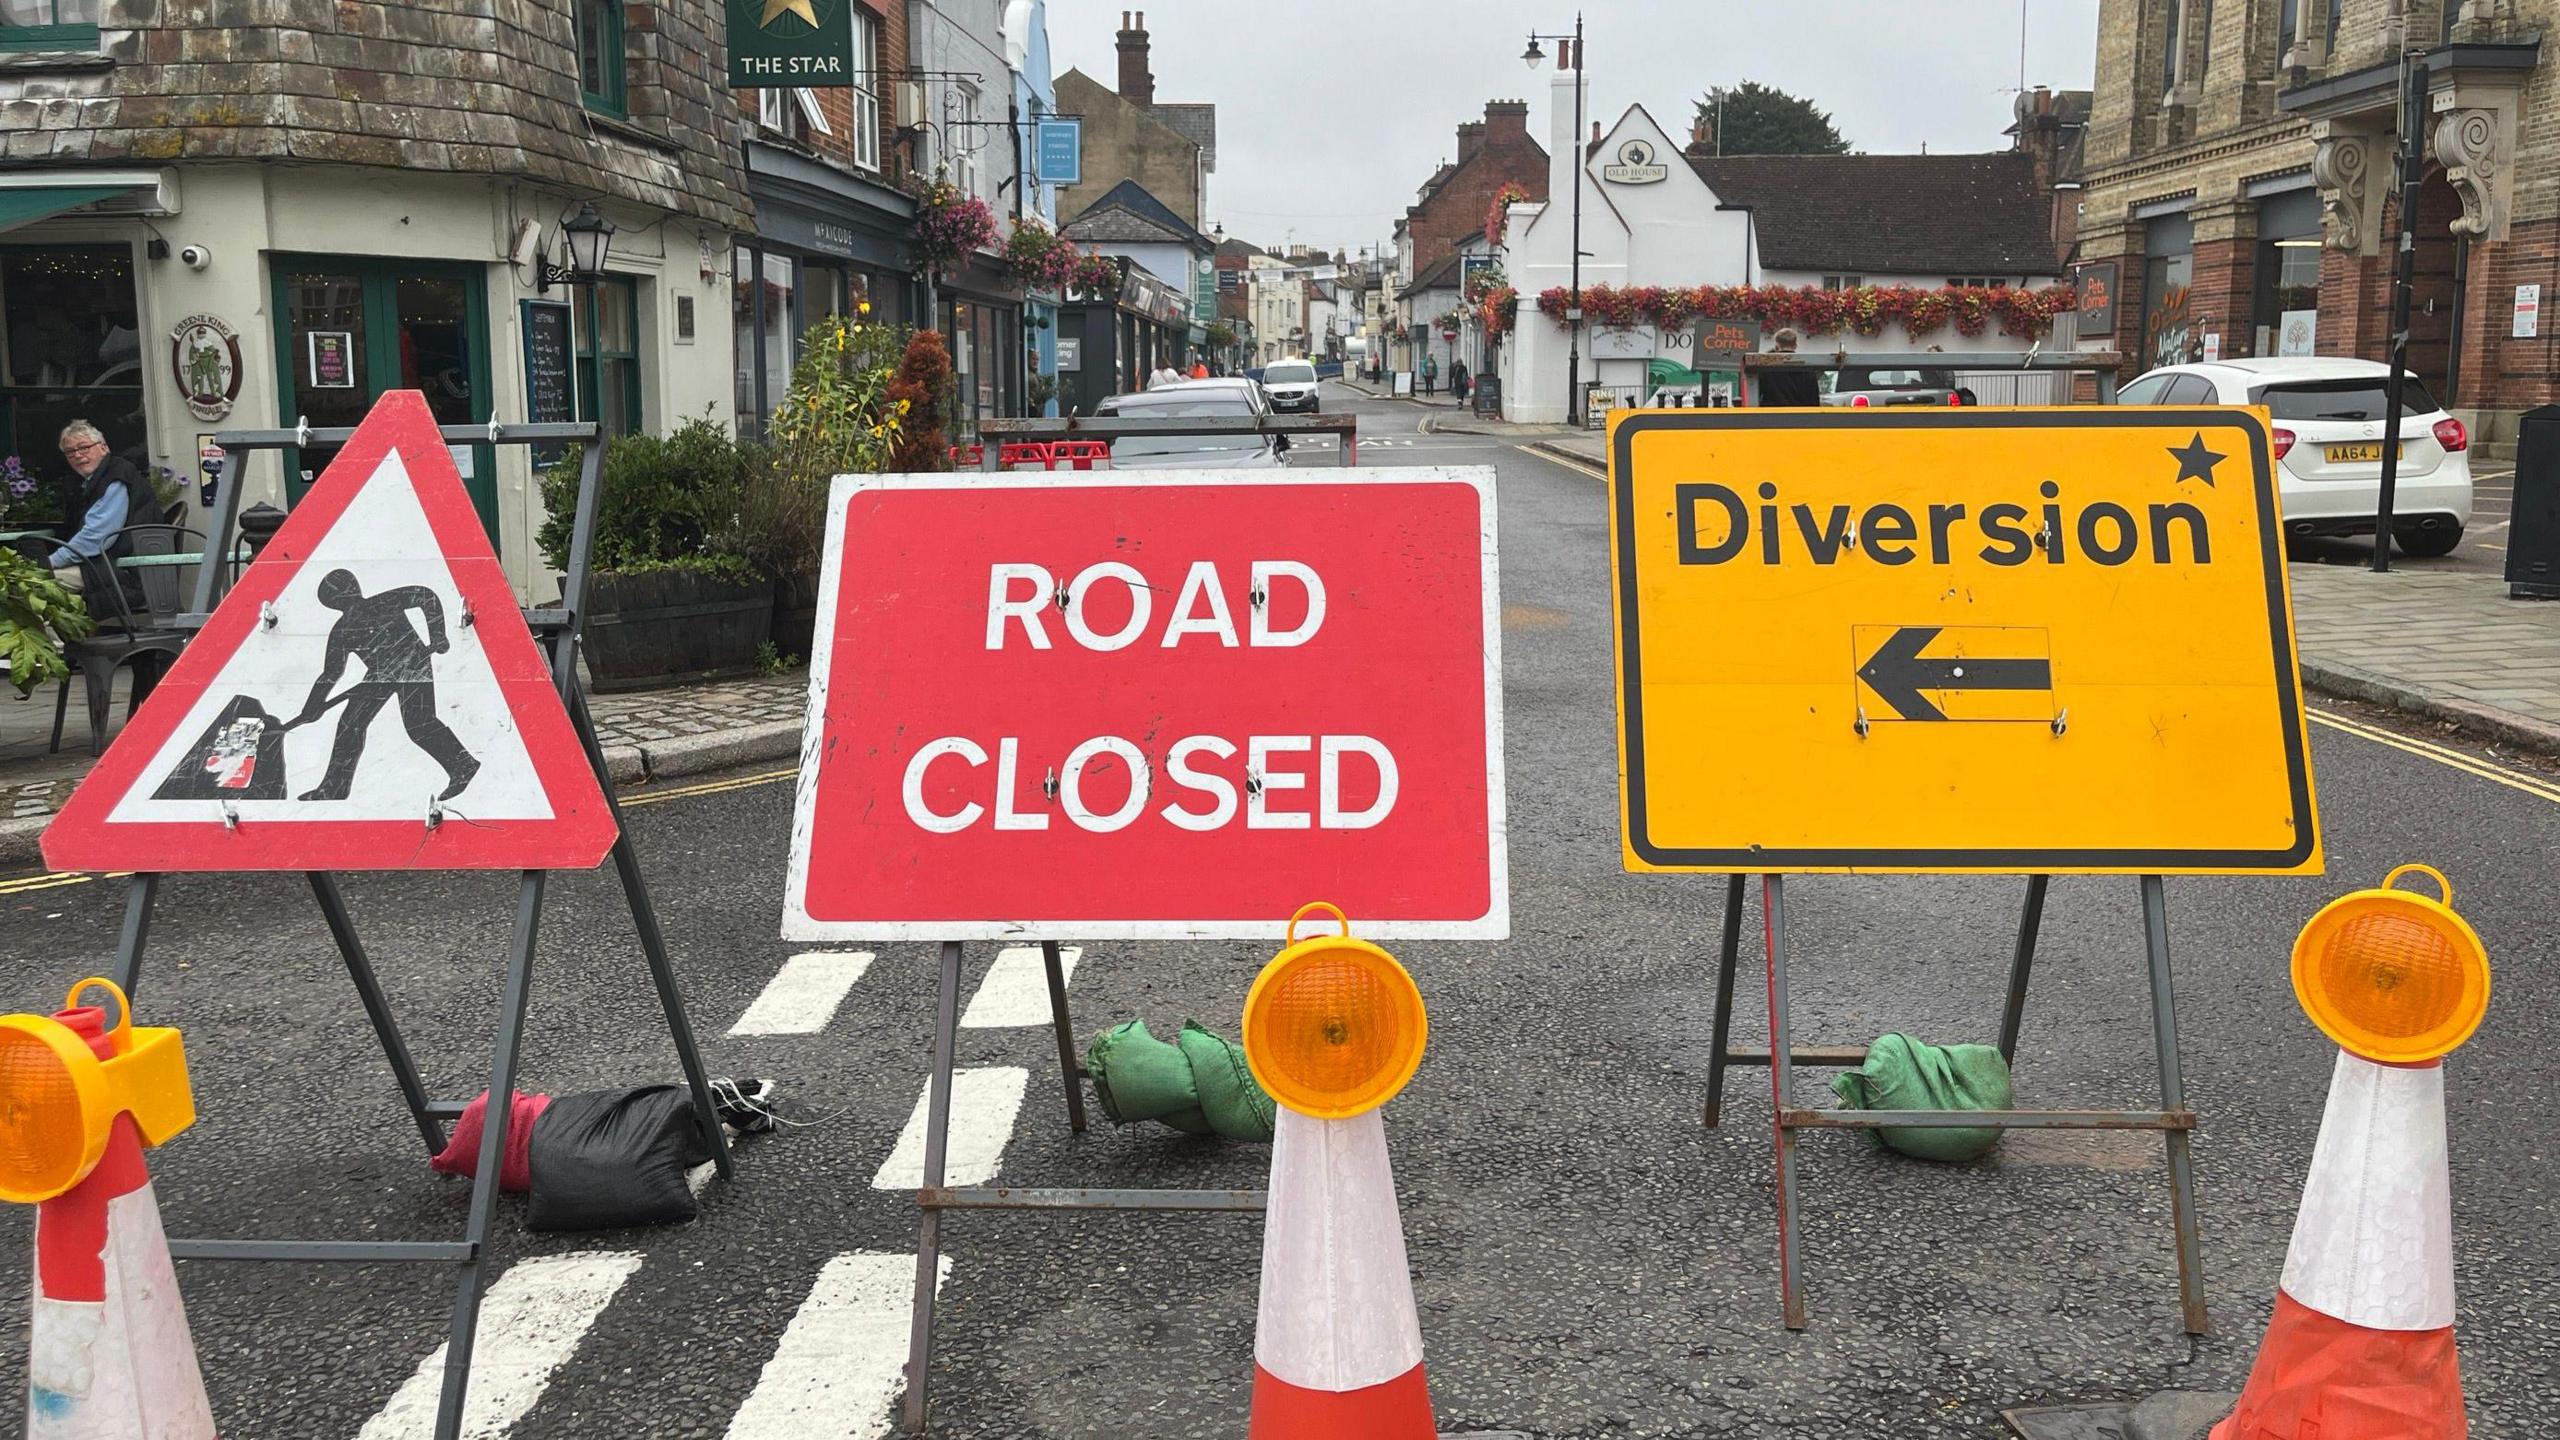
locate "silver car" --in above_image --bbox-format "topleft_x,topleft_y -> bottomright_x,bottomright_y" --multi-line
1091,379 -> 1293,469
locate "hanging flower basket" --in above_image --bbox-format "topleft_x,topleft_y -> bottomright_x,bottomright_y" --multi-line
1483,181 -> 1533,250
1069,252 -> 1126,299
912,179 -> 999,275
1533,281 -> 2075,340
1004,217 -> 1083,292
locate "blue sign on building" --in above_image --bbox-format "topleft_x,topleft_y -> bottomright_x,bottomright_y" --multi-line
1036,119 -> 1082,187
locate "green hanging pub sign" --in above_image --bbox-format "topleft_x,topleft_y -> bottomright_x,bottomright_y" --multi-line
728,0 -> 855,87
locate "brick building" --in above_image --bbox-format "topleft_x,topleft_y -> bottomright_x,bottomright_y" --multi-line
2075,0 -> 2554,448
1402,99 -> 1549,274
1053,11 -> 1212,228
0,0 -> 748,595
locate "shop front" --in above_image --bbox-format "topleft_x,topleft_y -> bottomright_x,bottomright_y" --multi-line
0,242 -> 146,525
736,143 -> 917,440
1054,261 -> 1193,416
936,252 -> 1026,440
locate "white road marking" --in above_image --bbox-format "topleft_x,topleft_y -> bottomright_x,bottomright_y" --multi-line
872,1067 -> 1029,1189
728,951 -> 874,1035
355,1251 -> 643,1439
960,945 -> 1078,1028
724,1252 -> 948,1440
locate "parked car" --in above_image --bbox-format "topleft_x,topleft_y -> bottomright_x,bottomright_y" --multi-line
1260,358 -> 1321,413
1090,379 -> 1291,469
1818,366 -> 1976,408
2115,357 -> 2471,557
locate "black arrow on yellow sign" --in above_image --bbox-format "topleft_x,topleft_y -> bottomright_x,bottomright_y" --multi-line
1857,626 -> 2053,722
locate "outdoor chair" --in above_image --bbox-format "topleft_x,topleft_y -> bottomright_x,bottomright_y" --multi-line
56,523 -> 206,754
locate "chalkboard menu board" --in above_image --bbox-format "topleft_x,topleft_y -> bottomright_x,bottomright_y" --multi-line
521,300 -> 574,462
1472,375 -> 1502,416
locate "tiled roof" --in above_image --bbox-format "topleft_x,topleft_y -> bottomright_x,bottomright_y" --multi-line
1063,178 -> 1214,251
1149,102 -> 1217,171
1685,150 -> 2062,277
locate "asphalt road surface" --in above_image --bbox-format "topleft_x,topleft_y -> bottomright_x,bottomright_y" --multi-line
4,384 -> 2556,1437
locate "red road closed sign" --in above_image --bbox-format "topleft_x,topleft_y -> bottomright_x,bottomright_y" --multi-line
783,471 -> 1507,940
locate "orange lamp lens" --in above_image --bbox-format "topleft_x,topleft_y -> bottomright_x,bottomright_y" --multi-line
2291,867 -> 2489,1064
1244,939 -> 1427,1120
0,1026 -> 89,1203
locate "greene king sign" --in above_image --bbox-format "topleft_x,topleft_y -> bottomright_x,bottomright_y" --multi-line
729,0 -> 854,87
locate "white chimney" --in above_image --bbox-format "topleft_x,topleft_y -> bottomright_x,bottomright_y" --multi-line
1549,67 -> 1581,233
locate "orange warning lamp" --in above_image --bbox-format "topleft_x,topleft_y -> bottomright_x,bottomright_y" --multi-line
1243,904 -> 1428,1119
0,978 -> 194,1204
2291,865 -> 2490,1065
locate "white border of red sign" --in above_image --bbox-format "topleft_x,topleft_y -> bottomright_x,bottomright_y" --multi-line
781,468 -> 1509,941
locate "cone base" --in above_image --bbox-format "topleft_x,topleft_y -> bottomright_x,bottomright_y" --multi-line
1249,1362 -> 1433,1439
2212,1290 -> 2465,1440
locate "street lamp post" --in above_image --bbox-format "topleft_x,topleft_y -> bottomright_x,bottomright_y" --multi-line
1524,14 -> 1586,427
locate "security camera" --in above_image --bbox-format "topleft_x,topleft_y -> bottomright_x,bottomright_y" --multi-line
179,244 -> 212,271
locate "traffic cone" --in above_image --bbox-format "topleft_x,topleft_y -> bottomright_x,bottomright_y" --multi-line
1249,1106 -> 1434,1437
1243,904 -> 1435,1439
23,1006 -> 216,1440
2211,1052 -> 2464,1439
2216,865 -> 2490,1440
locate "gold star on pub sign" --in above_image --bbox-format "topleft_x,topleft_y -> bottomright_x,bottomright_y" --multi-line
762,0 -> 818,26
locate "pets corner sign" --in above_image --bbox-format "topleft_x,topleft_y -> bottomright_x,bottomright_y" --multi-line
728,0 -> 854,87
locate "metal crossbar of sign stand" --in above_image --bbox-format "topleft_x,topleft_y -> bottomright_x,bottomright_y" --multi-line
869,412 -> 1357,1432
1697,873 -> 2208,1334
92,418 -> 732,1440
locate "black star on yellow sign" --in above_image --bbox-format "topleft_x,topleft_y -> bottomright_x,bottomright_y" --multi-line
2166,432 -> 2224,487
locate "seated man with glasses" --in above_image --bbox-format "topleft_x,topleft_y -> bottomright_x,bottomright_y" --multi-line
46,419 -> 156,596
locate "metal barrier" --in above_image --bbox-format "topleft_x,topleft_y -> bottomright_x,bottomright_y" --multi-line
1738,347 -> 2127,405
977,413 -> 1361,470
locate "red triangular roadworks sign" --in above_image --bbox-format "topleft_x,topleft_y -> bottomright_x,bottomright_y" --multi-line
42,391 -> 619,872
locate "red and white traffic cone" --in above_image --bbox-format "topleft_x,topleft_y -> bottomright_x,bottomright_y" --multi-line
26,1051 -> 216,1438
1249,1105 -> 1434,1437
2211,1051 -> 2465,1439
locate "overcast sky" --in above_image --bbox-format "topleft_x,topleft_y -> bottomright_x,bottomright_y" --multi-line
1044,0 -> 2098,257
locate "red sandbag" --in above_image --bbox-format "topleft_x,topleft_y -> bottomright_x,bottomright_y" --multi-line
430,1090 -> 551,1193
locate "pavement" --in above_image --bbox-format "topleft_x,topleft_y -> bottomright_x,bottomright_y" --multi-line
2,386 -> 2556,1437
1526,427 -> 2560,758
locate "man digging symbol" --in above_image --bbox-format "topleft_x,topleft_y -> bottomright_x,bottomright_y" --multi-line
290,568 -> 481,803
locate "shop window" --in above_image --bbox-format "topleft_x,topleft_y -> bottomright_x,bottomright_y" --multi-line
2253,188 -> 2323,357
576,0 -> 627,118
732,246 -> 799,441
576,276 -> 642,439
2138,213 -> 2197,370
732,245 -> 758,433
0,244 -> 142,518
0,0 -> 98,51
2162,0 -> 2185,89
851,7 -> 882,170
954,84 -> 983,199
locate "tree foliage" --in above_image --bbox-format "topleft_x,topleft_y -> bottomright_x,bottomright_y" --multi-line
1694,82 -> 1849,156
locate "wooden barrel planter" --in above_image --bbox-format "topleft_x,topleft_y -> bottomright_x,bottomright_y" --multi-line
580,569 -> 775,691
770,572 -> 822,663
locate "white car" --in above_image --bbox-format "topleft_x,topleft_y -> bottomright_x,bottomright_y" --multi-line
2115,357 -> 2472,557
1259,358 -> 1321,413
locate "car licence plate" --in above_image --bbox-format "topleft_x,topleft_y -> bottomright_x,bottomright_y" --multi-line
2323,441 -> 2399,463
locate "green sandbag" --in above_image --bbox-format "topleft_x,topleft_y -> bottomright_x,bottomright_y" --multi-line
1177,1021 -> 1276,1143
1830,1032 -> 2013,1162
1086,1020 -> 1210,1134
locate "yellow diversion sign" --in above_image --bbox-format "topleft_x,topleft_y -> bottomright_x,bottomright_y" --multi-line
1607,408 -> 2321,874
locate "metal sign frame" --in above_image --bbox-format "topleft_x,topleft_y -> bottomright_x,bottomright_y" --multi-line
91,416 -> 732,1440
875,415 -> 1439,1433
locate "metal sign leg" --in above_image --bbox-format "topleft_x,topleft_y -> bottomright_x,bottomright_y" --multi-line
1763,874 -> 1806,1330
1703,873 -> 1746,1128
2140,875 -> 2211,1336
566,682 -> 734,1182
1997,874 -> 2051,1065
308,872 -> 446,1156
904,939 -> 965,1435
106,872 -> 160,996
432,870 -> 547,1440
1041,940 -> 1088,1133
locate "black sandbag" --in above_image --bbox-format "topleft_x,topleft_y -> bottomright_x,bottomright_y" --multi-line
524,1085 -> 717,1232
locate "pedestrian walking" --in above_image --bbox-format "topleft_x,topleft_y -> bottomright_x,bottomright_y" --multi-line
1189,355 -> 1211,380
1451,359 -> 1470,404
1421,353 -> 1438,396
1148,359 -> 1185,390
43,419 -> 154,595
